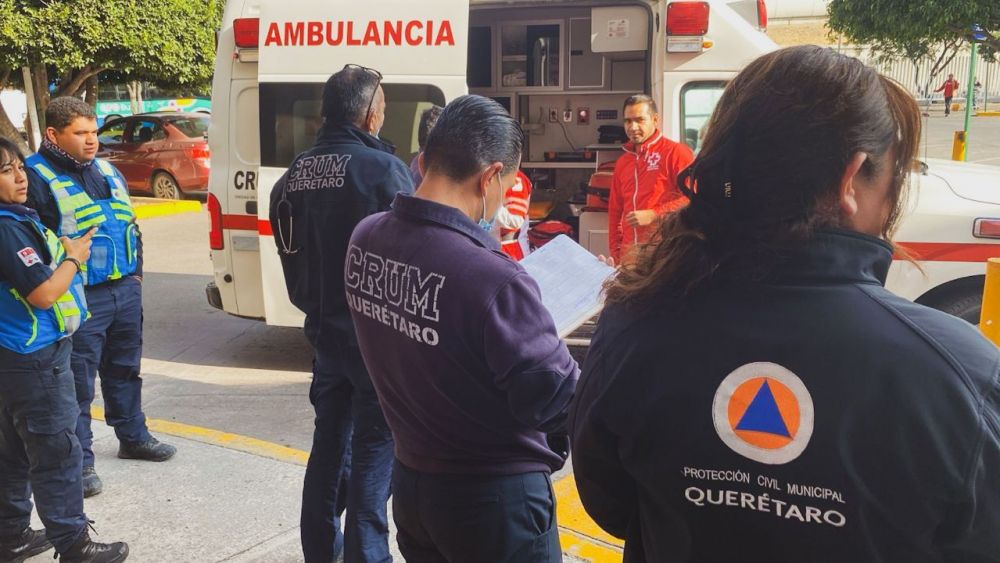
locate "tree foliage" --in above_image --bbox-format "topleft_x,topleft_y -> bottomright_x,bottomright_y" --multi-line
828,0 -> 999,62
0,0 -> 222,146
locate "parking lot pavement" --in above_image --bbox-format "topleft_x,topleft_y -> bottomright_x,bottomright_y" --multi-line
23,409 -> 608,562
919,106 -> 1000,165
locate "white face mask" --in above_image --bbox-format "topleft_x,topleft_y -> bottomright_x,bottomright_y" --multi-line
478,175 -> 504,232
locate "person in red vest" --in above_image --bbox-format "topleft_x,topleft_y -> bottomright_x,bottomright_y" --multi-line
608,94 -> 694,263
935,73 -> 960,116
497,170 -> 532,260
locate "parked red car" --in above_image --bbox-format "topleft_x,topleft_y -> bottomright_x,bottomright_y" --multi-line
97,112 -> 211,199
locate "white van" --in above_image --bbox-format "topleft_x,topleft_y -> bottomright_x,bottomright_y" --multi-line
206,0 -> 999,328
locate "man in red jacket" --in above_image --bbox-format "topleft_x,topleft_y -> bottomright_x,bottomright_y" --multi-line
935,73 -> 960,116
608,94 -> 694,263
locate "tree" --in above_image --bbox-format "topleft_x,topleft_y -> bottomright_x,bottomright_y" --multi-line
0,0 -> 29,152
0,0 -> 222,146
828,0 -> 999,92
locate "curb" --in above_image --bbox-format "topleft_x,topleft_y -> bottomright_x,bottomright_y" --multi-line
91,405 -> 625,562
977,111 -> 1000,117
132,198 -> 203,220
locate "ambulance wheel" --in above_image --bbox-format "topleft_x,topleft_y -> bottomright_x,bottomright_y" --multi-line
152,172 -> 181,200
919,278 -> 984,325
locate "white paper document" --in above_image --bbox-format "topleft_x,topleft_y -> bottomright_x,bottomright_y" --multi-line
520,235 -> 616,338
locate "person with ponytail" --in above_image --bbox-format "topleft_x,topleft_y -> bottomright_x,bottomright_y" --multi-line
569,46 -> 999,563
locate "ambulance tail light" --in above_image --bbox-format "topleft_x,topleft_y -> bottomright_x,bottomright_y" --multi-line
757,0 -> 768,30
233,18 -> 260,49
666,2 -> 710,36
973,218 -> 1000,240
208,193 -> 224,250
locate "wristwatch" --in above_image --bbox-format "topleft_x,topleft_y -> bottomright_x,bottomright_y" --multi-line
64,257 -> 82,272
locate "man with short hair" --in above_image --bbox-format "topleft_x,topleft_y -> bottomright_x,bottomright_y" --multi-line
25,97 -> 175,500
608,94 -> 694,263
935,73 -> 960,116
269,64 -> 412,563
347,95 -> 578,562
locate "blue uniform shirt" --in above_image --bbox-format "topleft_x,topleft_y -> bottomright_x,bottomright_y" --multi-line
0,203 -> 55,299
347,194 -> 579,476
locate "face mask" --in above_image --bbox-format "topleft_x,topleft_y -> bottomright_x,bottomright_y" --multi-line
478,175 -> 504,231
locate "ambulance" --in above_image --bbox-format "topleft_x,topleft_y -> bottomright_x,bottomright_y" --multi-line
205,0 -> 1000,330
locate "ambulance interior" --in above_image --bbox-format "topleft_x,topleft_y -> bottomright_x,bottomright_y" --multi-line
465,4 -> 656,255
258,4 -> 683,256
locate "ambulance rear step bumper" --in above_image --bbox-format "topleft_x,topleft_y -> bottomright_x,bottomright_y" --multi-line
206,282 -> 223,311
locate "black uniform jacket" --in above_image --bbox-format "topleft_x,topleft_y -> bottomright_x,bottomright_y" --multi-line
569,229 -> 999,563
268,123 -> 413,347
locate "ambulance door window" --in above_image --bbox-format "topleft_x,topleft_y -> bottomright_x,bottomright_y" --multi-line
380,84 -> 447,165
259,83 -> 445,169
680,81 -> 726,153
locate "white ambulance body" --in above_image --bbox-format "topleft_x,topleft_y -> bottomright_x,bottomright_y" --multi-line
206,0 -> 999,328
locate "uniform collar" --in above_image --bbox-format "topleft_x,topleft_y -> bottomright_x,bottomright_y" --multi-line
0,203 -> 40,222
316,122 -> 397,155
624,130 -> 663,155
40,140 -> 94,172
391,193 -> 501,252
767,229 -> 894,286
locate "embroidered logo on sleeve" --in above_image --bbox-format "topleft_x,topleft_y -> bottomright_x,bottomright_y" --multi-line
17,247 -> 41,267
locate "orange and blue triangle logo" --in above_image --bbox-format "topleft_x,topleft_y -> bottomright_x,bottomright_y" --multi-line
727,377 -> 800,450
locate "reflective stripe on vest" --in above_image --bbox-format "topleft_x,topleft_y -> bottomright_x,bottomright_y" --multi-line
25,153 -> 137,285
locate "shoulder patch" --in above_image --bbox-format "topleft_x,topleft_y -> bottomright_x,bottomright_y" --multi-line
17,247 -> 41,267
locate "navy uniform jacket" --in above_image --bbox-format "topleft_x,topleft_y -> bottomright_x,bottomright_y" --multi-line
269,124 -> 413,347
347,194 -> 579,475
25,145 -> 143,277
569,230 -> 1000,562
0,204 -> 57,308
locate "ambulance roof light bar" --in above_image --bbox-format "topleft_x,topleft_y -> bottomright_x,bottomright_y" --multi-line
234,18 -> 260,49
666,1 -> 709,53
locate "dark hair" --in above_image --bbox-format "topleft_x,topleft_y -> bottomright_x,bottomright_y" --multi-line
45,97 -> 97,131
623,94 -> 657,115
607,45 -> 921,305
0,137 -> 25,169
417,105 -> 444,150
321,67 -> 381,126
422,95 -> 523,181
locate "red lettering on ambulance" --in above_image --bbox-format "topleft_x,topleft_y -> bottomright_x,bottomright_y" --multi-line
364,21 -> 381,45
307,21 -> 323,46
436,20 -> 455,46
264,22 -> 282,46
326,21 -> 344,45
405,21 -> 422,45
384,21 -> 402,45
284,22 -> 304,45
346,21 -> 361,45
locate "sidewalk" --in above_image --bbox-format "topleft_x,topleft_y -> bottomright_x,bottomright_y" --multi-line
28,423 -> 309,562
25,413 -> 618,562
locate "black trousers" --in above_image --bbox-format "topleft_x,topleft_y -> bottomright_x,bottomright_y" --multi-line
392,460 -> 562,563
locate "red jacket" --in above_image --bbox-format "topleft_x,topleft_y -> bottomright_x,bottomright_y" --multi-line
608,131 -> 694,261
936,79 -> 959,98
500,171 -> 532,261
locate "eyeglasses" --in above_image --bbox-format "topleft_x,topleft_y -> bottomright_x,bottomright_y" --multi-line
343,64 -> 383,125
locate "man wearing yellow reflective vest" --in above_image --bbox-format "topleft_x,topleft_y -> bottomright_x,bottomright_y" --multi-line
25,97 -> 175,500
0,137 -> 130,562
